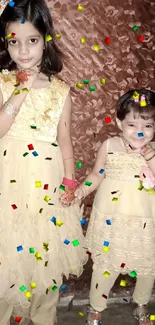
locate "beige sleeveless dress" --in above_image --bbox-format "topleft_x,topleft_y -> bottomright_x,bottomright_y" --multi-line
86,136 -> 155,277
0,71 -> 87,308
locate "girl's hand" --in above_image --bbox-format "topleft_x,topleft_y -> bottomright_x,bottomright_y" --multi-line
59,187 -> 76,207
16,69 -> 40,89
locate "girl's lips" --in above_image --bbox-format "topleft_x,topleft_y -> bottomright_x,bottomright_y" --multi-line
19,59 -> 31,62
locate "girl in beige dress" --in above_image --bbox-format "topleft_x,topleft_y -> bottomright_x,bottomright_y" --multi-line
0,0 -> 87,324
75,89 -> 155,325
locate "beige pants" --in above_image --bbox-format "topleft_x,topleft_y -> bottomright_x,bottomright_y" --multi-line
0,289 -> 59,325
90,269 -> 155,312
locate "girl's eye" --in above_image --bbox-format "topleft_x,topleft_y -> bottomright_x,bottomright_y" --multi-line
8,40 -> 17,45
30,38 -> 38,44
128,124 -> 134,127
145,125 -> 153,128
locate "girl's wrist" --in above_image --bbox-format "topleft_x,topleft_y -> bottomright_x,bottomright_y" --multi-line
62,177 -> 78,189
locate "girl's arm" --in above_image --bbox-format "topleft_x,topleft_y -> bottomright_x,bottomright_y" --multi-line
141,144 -> 155,176
57,92 -> 75,179
75,140 -> 108,199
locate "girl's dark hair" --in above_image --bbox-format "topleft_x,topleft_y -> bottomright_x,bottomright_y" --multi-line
117,89 -> 155,121
0,0 -> 63,76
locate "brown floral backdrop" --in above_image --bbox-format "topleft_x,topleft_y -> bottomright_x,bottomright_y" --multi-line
46,0 -> 155,294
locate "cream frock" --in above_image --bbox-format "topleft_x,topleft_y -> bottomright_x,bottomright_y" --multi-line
86,136 -> 155,277
0,71 -> 87,308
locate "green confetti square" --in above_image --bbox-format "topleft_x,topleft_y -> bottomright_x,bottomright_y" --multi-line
59,184 -> 65,191
30,125 -> 37,129
130,270 -> 137,278
134,175 -> 140,178
132,25 -> 138,31
51,285 -> 58,292
85,180 -> 92,186
112,197 -> 118,202
72,239 -> 80,247
23,152 -> 29,157
83,79 -> 89,84
76,162 -> 82,168
29,247 -> 35,254
51,143 -> 58,147
89,86 -> 96,92
20,285 -> 27,292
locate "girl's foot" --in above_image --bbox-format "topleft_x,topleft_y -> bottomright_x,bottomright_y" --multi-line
86,305 -> 103,324
133,305 -> 153,325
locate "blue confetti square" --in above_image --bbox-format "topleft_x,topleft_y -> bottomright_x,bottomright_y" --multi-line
106,219 -> 112,225
8,1 -> 15,7
80,219 -> 86,226
103,241 -> 109,247
64,239 -> 70,245
138,132 -> 144,137
32,151 -> 39,157
21,18 -> 25,24
17,245 -> 23,252
99,169 -> 105,174
61,285 -> 67,291
50,216 -> 56,223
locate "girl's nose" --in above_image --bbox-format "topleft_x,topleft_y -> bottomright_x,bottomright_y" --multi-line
19,44 -> 29,55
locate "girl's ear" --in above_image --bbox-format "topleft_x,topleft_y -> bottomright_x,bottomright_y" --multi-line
116,118 -> 123,130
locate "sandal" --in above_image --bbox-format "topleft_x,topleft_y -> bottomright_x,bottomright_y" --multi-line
86,305 -> 103,325
133,305 -> 154,324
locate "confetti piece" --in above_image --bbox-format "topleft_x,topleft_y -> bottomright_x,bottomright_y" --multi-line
103,271 -> 110,277
56,220 -> 63,227
17,245 -> 23,252
14,89 -> 20,95
89,86 -> 96,92
138,132 -> 144,137
25,291 -> 32,298
61,285 -> 67,291
130,270 -> 137,278
44,195 -> 50,202
55,33 -> 61,39
45,261 -> 48,267
51,216 -> 56,223
29,248 -> 35,253
106,219 -> 111,225
9,1 -> 15,7
121,263 -> 126,268
112,197 -> 118,202
35,181 -> 42,188
104,117 -> 111,123
28,144 -> 34,150
105,37 -> 111,45
64,239 -> 70,245
138,181 -> 144,191
20,285 -> 26,292
76,161 -> 83,168
104,241 -> 109,246
134,175 -> 140,178
120,279 -> 126,287
76,83 -> 83,89
77,5 -> 84,11
21,18 -> 25,24
93,44 -> 100,51
32,151 -> 38,157
44,184 -> 49,190
85,180 -> 92,186
51,285 -> 58,292
3,150 -> 7,156
100,78 -> 106,85
30,125 -> 37,129
51,143 -> 58,147
78,312 -> 84,317
39,208 -> 43,213
10,180 -> 16,183
46,35 -> 52,42
59,184 -> 65,191
83,79 -> 89,84
23,152 -> 29,157
22,88 -> 28,92
143,222 -> 146,229
30,282 -> 37,289
132,25 -> 138,31
138,35 -> 144,43
150,315 -> 155,321
35,252 -> 42,261
14,317 -> 22,323
72,239 -> 80,247
12,204 -> 17,210
43,242 -> 49,252
81,37 -> 87,43
140,99 -> 147,107
45,157 -> 52,160
102,294 -> 107,299
103,246 -> 110,252
5,33 -> 15,39
99,169 -> 104,174
80,219 -> 87,226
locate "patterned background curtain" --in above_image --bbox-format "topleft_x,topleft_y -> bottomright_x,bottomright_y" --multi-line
46,0 -> 155,293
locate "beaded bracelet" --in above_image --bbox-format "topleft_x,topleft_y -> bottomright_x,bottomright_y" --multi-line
2,102 -> 19,118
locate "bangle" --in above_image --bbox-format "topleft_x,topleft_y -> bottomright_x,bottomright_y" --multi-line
62,177 -> 78,189
145,154 -> 155,162
63,157 -> 74,161
2,102 -> 19,118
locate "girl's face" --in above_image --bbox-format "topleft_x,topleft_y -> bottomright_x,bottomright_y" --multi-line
118,110 -> 155,149
6,20 -> 45,71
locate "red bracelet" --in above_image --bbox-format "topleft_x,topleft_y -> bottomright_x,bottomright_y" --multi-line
62,177 -> 78,189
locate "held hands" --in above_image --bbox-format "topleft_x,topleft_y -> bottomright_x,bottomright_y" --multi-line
59,178 -> 79,207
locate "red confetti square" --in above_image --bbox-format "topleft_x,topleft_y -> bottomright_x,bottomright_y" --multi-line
104,117 -> 111,123
44,184 -> 49,190
121,263 -> 126,268
11,33 -> 16,37
102,294 -> 107,299
12,204 -> 17,210
105,37 -> 111,45
14,316 -> 22,323
28,144 -> 34,150
137,35 -> 144,43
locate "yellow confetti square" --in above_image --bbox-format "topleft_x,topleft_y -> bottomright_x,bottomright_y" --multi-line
55,34 -> 61,39
93,44 -> 100,51
35,181 -> 42,188
44,195 -> 50,202
100,78 -> 106,85
103,271 -> 110,278
150,315 -> 155,321
120,280 -> 126,287
46,35 -> 52,42
78,312 -> 84,317
81,37 -> 87,44
56,220 -> 63,227
77,5 -> 84,11
25,291 -> 32,298
103,246 -> 110,252
30,282 -> 37,289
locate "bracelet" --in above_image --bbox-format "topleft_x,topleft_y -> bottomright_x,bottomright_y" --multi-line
145,154 -> 155,162
63,157 -> 74,161
2,102 -> 19,118
62,177 -> 78,189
